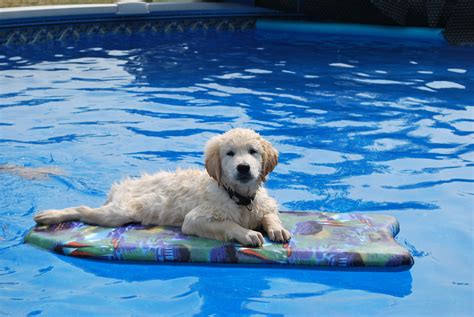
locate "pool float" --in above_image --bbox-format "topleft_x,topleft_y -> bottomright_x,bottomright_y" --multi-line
25,211 -> 413,269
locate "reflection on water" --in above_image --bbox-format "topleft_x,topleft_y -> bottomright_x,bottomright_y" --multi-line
0,164 -> 64,180
69,256 -> 413,315
0,30 -> 473,315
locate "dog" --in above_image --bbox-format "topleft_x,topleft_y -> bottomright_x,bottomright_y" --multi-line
34,128 -> 291,247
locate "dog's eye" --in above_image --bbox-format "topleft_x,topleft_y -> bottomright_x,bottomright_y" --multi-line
249,149 -> 258,155
227,151 -> 235,157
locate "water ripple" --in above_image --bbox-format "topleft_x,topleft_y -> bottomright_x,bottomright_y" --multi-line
126,127 -> 220,139
0,134 -> 112,145
0,28 -> 473,315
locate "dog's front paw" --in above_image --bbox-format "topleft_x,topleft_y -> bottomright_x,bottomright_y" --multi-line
236,230 -> 264,247
267,227 -> 291,243
34,210 -> 67,225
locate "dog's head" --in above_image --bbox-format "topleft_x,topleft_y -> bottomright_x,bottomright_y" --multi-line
205,128 -> 278,195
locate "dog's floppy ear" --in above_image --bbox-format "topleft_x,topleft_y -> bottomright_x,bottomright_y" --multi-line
205,136 -> 222,185
260,138 -> 278,182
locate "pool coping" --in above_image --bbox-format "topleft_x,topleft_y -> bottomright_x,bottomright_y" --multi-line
0,1 -> 287,28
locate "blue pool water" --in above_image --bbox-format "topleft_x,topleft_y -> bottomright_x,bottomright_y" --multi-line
1,24 -> 473,316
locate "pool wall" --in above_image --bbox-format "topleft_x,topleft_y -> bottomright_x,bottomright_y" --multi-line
256,19 -> 445,42
0,2 -> 289,46
0,1 -> 449,47
0,17 -> 260,46
256,0 -> 474,45
1,0 -> 472,45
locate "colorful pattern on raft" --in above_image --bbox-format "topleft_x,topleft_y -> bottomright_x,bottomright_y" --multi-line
24,211 -> 414,269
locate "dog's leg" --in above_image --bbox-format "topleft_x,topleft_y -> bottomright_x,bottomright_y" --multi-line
34,207 -> 82,224
34,204 -> 133,227
182,208 -> 265,247
261,212 -> 291,243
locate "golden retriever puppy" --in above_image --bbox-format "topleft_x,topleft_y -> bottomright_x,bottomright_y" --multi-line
34,128 -> 291,247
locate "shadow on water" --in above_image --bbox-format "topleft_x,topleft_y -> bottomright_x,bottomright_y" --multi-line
59,255 -> 413,310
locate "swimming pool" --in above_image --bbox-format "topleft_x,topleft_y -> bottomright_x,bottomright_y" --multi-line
1,19 -> 473,316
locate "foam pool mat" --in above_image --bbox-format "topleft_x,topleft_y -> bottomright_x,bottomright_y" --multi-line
24,211 -> 413,269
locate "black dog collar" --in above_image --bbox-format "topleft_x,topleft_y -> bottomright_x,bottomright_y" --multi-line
223,185 -> 255,209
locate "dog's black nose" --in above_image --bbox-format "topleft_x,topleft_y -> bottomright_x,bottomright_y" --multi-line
237,164 -> 250,174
